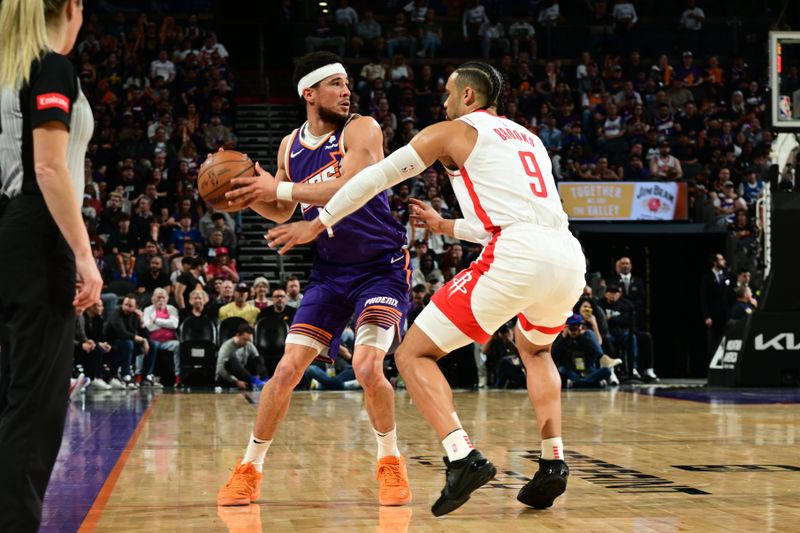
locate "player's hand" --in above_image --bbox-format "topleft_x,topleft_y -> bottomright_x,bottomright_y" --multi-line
235,379 -> 249,390
265,218 -> 326,255
74,251 -> 102,314
225,162 -> 278,207
408,198 -> 445,234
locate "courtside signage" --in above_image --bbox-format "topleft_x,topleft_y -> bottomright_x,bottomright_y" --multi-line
558,182 -> 688,221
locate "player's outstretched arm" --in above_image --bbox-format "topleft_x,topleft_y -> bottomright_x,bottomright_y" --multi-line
265,122 -> 457,254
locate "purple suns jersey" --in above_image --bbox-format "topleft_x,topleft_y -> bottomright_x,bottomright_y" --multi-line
283,117 -> 407,265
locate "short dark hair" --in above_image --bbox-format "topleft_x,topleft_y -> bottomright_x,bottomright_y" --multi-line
211,212 -> 225,221
412,284 -> 427,294
236,324 -> 255,336
293,52 -> 344,94
454,61 -> 505,114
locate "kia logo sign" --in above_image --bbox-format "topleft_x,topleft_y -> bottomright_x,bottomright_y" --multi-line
754,333 -> 800,351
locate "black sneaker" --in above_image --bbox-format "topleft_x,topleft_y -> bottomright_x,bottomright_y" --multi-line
517,458 -> 569,509
431,449 -> 497,517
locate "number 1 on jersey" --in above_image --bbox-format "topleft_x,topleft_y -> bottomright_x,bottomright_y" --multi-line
518,151 -> 547,198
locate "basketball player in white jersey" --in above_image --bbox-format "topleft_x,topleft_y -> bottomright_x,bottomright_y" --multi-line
266,62 -> 586,516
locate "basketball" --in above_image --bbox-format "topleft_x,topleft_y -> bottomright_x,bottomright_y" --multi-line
197,150 -> 254,212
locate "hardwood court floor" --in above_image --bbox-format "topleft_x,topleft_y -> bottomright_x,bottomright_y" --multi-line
82,388 -> 800,532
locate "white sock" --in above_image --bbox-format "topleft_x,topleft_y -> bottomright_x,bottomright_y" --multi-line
541,437 -> 564,461
442,428 -> 474,462
373,426 -> 401,459
243,433 -> 272,472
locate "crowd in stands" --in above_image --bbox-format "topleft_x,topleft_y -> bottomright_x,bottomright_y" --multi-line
71,1 -> 786,394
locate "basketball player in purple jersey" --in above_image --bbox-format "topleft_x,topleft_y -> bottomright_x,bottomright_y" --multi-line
216,52 -> 412,507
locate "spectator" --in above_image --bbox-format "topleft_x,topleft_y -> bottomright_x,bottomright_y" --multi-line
611,0 -> 638,53
667,78 -> 694,112
201,33 -> 229,60
739,169 -> 764,206
403,0 -> 429,23
386,12 -> 417,58
679,0 -> 705,32
552,314 -> 612,388
248,277 -> 272,311
675,51 -> 702,86
649,141 -> 683,180
334,0 -> 359,36
462,0 -> 489,44
219,282 -> 259,325
75,303 -> 113,391
611,257 -> 645,329
417,9 -> 443,58
258,287 -> 297,324
621,154 -> 650,180
508,15 -> 536,59
142,288 -> 180,387
407,284 -> 429,326
174,256 -> 203,311
198,205 -> 235,242
106,212 -> 138,255
597,284 -> 640,379
206,247 -> 239,283
181,288 -> 212,322
538,0 -> 561,27
105,294 -> 149,389
478,12 -> 510,59
215,324 -> 267,390
478,323 -> 516,388
285,276 -> 303,308
412,253 -> 443,288
700,253 -> 734,357
170,214 -> 203,254
137,255 -> 171,297
729,286 -> 755,321
351,9 -> 383,57
150,50 -> 176,83
202,114 -> 236,152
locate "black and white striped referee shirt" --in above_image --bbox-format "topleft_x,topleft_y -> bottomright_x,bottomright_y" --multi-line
0,51 -> 93,206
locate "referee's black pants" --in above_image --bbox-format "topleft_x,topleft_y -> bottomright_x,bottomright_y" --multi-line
0,196 -> 76,533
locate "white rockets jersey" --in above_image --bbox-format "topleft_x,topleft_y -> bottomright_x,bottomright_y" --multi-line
446,110 -> 569,239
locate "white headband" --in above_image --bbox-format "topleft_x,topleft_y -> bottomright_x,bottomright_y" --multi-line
296,63 -> 347,97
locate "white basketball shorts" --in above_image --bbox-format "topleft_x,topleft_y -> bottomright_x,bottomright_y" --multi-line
414,223 -> 586,353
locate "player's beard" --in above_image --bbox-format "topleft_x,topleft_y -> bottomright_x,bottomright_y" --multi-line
319,105 -> 349,127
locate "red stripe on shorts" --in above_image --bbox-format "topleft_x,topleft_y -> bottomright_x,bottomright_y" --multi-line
430,232 -> 500,344
517,314 -> 566,335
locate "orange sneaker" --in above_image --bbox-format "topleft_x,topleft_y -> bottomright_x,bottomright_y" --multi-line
217,460 -> 263,506
377,455 -> 412,506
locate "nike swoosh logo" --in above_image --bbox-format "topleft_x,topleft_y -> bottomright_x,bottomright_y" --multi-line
290,149 -> 304,158
390,256 -> 404,264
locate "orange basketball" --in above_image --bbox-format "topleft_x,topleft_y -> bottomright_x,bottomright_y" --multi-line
197,150 -> 255,212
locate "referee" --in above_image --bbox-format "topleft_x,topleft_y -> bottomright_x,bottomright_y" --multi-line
0,1 -> 101,531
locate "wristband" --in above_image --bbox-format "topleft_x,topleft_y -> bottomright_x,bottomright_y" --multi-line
276,181 -> 294,202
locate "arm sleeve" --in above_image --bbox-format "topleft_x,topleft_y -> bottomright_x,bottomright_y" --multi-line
29,53 -> 77,130
319,144 -> 426,227
453,218 -> 492,244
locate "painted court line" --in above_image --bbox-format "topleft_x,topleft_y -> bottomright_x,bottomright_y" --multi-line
77,396 -> 160,533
